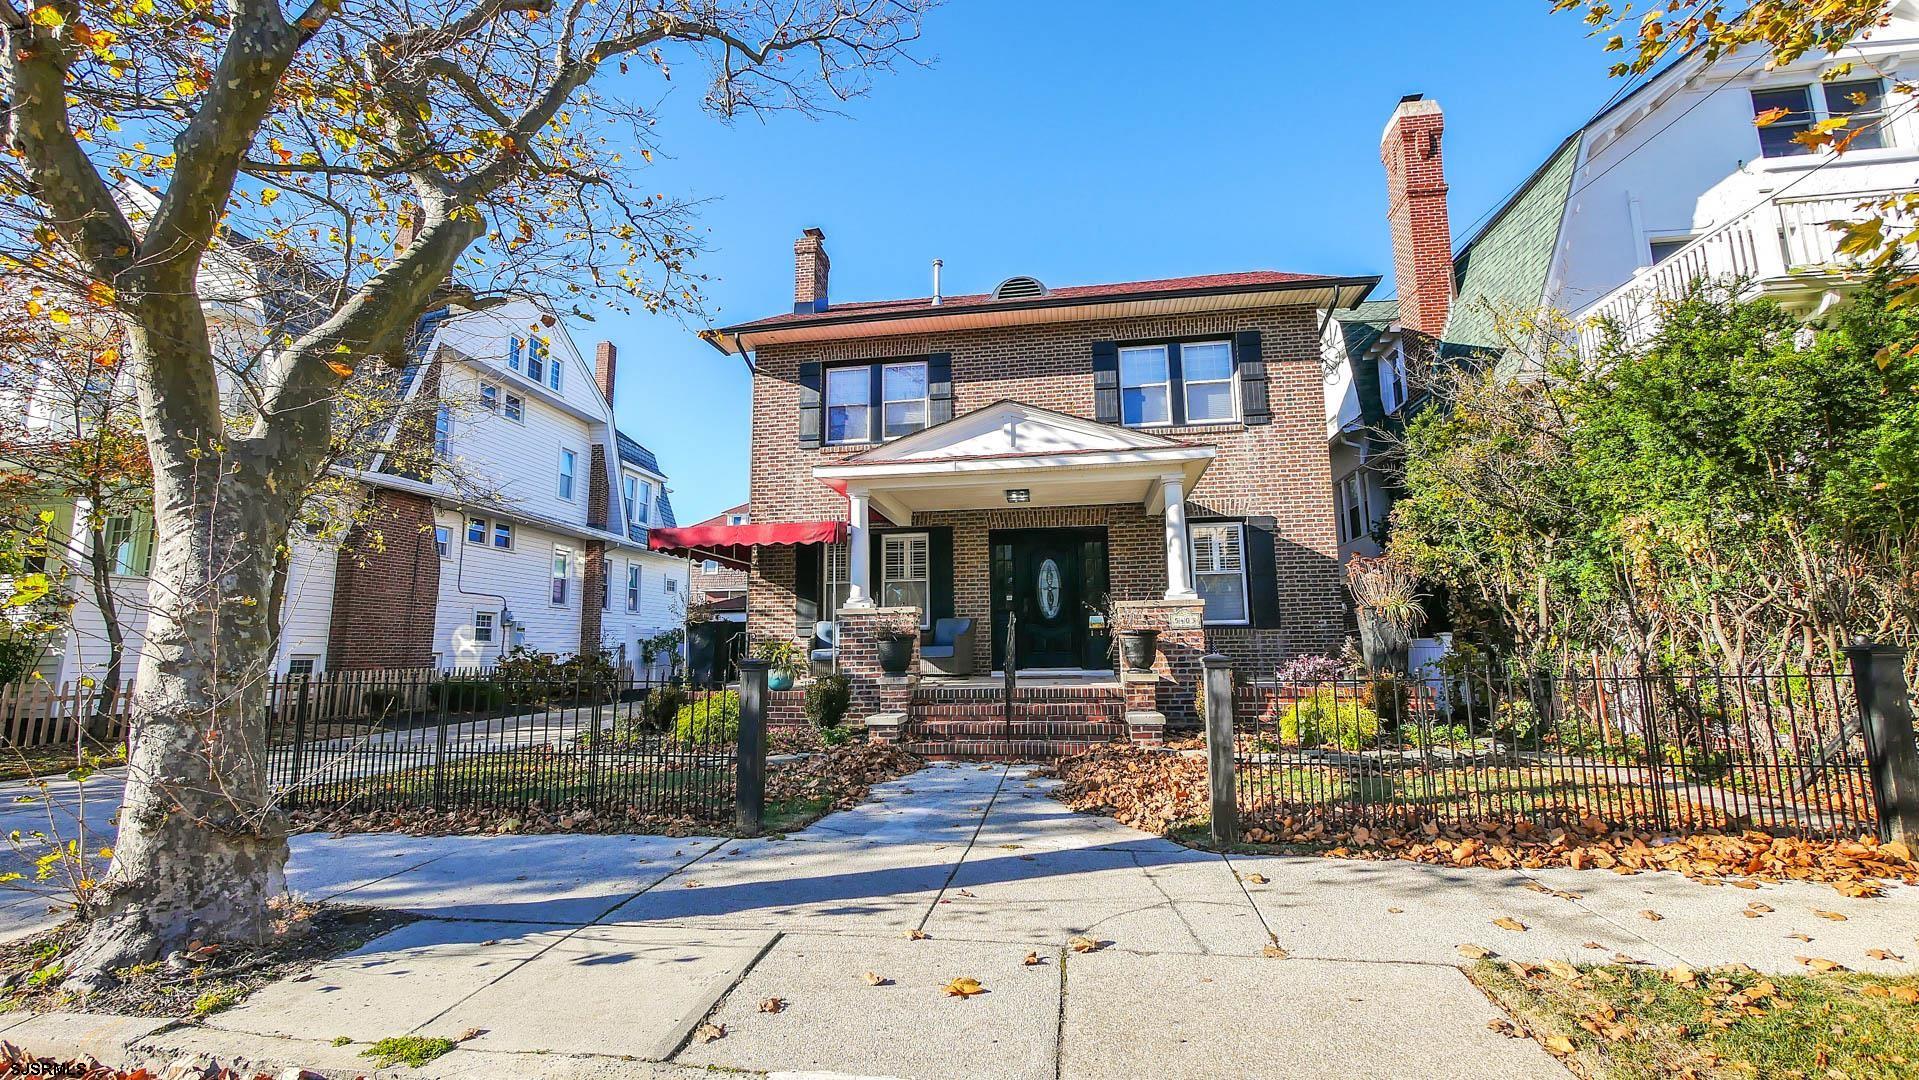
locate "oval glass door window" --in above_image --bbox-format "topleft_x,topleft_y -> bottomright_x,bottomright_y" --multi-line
1037,558 -> 1062,619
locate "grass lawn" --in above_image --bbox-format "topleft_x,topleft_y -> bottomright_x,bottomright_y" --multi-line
1472,959 -> 1919,1078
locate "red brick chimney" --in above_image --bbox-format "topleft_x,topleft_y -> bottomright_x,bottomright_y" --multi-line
1381,95 -> 1453,339
594,341 -> 618,406
794,228 -> 830,314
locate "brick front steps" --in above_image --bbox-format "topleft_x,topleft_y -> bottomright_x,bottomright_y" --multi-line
902,680 -> 1127,761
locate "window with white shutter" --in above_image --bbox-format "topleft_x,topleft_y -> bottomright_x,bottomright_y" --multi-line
1190,522 -> 1249,625
823,542 -> 851,621
881,533 -> 931,628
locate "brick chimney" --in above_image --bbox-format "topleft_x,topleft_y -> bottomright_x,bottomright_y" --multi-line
594,340 -> 618,406
1381,95 -> 1453,339
794,228 -> 830,314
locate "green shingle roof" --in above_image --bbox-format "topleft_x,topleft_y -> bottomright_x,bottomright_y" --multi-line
1443,135 -> 1580,350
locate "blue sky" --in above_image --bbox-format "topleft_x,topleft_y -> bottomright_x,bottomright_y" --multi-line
603,1 -> 1624,524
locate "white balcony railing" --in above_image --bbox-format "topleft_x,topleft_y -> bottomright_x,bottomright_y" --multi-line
1575,189 -> 1915,355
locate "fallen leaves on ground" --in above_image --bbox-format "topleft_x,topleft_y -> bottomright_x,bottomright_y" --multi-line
905,929 -> 929,941
694,1022 -> 726,1043
1458,944 -> 1495,960
1798,956 -> 1848,973
1022,952 -> 1043,966
1067,936 -> 1102,953
766,741 -> 923,817
1048,745 -> 1918,894
1812,908 -> 1849,921
758,997 -> 785,1013
862,970 -> 891,985
1493,917 -> 1529,932
942,977 -> 986,998
1261,944 -> 1290,959
1639,909 -> 1664,922
1866,948 -> 1903,961
1243,872 -> 1269,884
0,1044 -> 331,1080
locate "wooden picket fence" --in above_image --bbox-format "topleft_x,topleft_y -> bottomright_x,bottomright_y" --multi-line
0,680 -> 135,749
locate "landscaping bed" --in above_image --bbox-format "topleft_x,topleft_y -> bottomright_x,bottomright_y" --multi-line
288,740 -> 921,837
0,902 -> 413,1018
1050,744 -> 1918,895
1472,958 -> 1919,1078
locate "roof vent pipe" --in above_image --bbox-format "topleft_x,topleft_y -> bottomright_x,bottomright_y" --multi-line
931,259 -> 943,306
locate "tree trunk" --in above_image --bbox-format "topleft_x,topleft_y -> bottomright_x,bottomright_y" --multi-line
62,331 -> 295,991
83,519 -> 125,749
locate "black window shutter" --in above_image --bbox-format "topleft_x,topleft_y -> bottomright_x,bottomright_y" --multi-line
930,528 -> 954,623
1234,330 -> 1269,426
795,543 -> 821,637
1091,341 -> 1120,424
1167,341 -> 1186,426
927,353 -> 954,426
797,362 -> 823,447
1244,515 -> 1281,628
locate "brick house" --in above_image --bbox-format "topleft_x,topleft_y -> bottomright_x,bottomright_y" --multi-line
663,232 -> 1376,742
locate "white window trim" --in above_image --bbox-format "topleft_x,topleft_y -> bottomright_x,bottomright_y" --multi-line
1118,344 -> 1173,427
466,516 -> 488,545
880,531 -> 932,629
1750,77 -> 1897,161
503,393 -> 525,423
472,608 -> 496,644
480,382 -> 500,411
1337,472 -> 1371,544
287,654 -> 319,676
435,525 -> 452,560
623,472 -> 651,526
1189,521 -> 1250,627
493,521 -> 514,550
1379,341 -> 1407,414
1178,339 -> 1240,427
824,364 -> 873,446
433,405 -> 453,457
880,360 -> 930,441
626,563 -> 641,612
558,447 -> 579,501
551,546 -> 572,607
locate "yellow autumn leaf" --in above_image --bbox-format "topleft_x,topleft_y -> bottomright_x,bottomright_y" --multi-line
88,280 -> 115,305
941,977 -> 985,998
1753,106 -> 1791,127
325,360 -> 354,378
1492,917 -> 1528,932
49,309 -> 71,325
1542,1035 -> 1576,1056
259,188 -> 280,207
28,5 -> 63,27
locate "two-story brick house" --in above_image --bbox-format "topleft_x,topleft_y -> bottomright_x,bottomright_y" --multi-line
674,230 -> 1374,739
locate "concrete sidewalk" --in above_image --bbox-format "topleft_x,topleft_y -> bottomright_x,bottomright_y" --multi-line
3,762 -> 1916,1078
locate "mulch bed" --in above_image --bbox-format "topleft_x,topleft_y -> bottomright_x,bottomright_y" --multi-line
0,902 -> 414,1019
1050,744 -> 1919,896
288,741 -> 923,838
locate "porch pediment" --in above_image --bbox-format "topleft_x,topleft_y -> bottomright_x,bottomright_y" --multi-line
815,400 -> 1214,522
840,400 -> 1184,465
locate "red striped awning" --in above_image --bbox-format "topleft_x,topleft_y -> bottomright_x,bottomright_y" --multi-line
647,520 -> 846,570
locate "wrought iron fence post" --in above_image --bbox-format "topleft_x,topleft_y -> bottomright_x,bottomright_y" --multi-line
288,676 -> 309,811
1845,642 -> 1919,845
432,673 -> 451,810
736,658 -> 768,835
1203,653 -> 1238,848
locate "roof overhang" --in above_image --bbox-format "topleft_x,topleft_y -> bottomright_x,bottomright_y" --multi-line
708,277 -> 1379,354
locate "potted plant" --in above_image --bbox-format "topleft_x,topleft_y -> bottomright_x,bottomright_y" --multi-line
1346,555 -> 1426,674
877,629 -> 916,675
1116,627 -> 1159,673
755,639 -> 803,691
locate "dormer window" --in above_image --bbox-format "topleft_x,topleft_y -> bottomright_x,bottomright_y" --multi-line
1378,341 -> 1409,414
623,473 -> 652,526
513,335 -> 557,390
1752,79 -> 1888,158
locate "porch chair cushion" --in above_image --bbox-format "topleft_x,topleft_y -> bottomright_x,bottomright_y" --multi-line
919,618 -> 975,675
809,620 -> 838,667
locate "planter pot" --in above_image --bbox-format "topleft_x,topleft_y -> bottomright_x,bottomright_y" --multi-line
767,669 -> 797,692
1356,610 -> 1410,674
877,633 -> 916,675
1117,629 -> 1160,673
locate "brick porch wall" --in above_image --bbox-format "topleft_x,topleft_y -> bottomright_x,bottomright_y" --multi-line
1113,598 -> 1208,724
838,606 -> 920,719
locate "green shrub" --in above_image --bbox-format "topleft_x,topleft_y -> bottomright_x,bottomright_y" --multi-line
674,690 -> 740,745
1277,689 -> 1381,750
818,724 -> 858,748
803,673 -> 852,729
644,684 -> 689,733
428,679 -> 506,712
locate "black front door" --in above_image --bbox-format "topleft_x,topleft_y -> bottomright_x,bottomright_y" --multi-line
991,529 -> 1109,671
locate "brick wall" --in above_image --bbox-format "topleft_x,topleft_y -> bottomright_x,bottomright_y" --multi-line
580,540 -> 606,655
837,606 -> 920,718
327,488 -> 441,670
1382,97 -> 1452,338
1113,598 -> 1208,723
743,304 -> 1347,670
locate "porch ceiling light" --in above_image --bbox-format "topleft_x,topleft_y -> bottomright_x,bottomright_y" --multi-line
1005,489 -> 1031,504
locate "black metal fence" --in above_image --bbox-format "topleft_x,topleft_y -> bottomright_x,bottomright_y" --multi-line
1210,647 -> 1919,842
265,667 -> 751,826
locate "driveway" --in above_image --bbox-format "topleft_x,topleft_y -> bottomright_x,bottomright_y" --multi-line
2,762 -> 1916,1078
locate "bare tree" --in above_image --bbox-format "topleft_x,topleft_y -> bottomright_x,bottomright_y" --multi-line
1,0 -> 927,988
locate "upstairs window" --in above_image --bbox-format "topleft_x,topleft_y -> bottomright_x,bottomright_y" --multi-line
101,514 -> 152,576
558,448 -> 578,500
480,383 -> 500,412
1337,472 -> 1372,544
601,556 -> 611,611
433,405 -> 452,457
1752,79 -> 1890,158
626,563 -> 641,611
1119,340 -> 1238,427
435,525 -> 451,559
824,359 -> 929,444
1190,522 -> 1249,626
467,517 -> 487,544
492,521 -> 513,549
702,559 -> 720,575
503,393 -> 524,422
623,473 -> 652,526
1378,341 -> 1409,414
518,335 -> 553,387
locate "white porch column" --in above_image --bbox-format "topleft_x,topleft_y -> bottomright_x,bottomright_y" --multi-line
1160,473 -> 1197,601
845,488 -> 873,608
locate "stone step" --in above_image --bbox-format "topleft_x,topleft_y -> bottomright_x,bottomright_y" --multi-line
912,718 -> 1125,741
903,738 -> 1112,762
913,684 -> 1123,706
911,702 -> 1123,723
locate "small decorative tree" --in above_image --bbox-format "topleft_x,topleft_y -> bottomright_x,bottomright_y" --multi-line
1346,555 -> 1426,674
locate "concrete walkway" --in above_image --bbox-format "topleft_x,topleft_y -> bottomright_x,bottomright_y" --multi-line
3,762 -> 1917,1078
